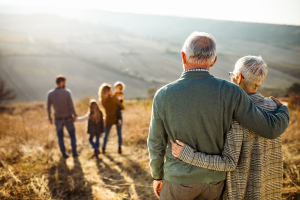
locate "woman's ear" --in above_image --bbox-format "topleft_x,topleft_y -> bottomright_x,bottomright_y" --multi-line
237,74 -> 242,85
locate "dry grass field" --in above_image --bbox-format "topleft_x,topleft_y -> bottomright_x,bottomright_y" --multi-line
0,99 -> 299,199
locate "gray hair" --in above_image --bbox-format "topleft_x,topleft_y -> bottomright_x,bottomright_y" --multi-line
182,32 -> 217,65
233,55 -> 268,90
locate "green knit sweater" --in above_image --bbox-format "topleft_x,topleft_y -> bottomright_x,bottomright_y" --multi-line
147,71 -> 289,185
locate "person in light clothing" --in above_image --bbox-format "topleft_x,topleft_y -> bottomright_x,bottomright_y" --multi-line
113,81 -> 125,126
171,55 -> 285,199
77,99 -> 104,158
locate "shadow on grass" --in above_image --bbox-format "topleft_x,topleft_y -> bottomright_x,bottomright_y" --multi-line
47,157 -> 93,200
95,156 -> 133,199
104,154 -> 155,199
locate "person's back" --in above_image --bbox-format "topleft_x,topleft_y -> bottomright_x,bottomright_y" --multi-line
101,95 -> 124,126
169,55 -> 285,200
155,71 -> 243,184
47,88 -> 76,118
232,94 -> 282,199
47,75 -> 78,158
147,32 -> 289,200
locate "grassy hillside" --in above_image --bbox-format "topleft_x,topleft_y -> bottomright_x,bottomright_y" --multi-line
0,10 -> 299,101
0,100 -> 299,199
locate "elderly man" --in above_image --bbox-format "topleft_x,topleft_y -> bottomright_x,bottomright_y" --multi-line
147,32 -> 289,200
171,55 -> 284,199
47,75 -> 79,158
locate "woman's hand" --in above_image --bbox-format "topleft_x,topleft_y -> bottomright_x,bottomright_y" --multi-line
170,139 -> 185,158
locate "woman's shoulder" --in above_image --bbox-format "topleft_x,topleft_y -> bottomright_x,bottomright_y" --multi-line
111,95 -> 120,102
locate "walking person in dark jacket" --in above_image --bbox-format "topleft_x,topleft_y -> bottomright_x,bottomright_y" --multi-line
98,83 -> 125,154
77,99 -> 104,158
47,75 -> 79,158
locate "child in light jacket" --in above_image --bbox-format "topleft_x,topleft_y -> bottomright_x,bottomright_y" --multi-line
113,81 -> 125,126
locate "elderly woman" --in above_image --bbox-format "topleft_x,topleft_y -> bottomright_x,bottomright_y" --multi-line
99,83 -> 124,154
171,56 -> 283,200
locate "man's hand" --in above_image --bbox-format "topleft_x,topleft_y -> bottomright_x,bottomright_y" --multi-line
72,116 -> 77,122
153,180 -> 162,198
49,118 -> 53,125
170,139 -> 184,158
269,96 -> 283,107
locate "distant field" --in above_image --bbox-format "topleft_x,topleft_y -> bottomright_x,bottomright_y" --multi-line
0,56 -> 156,101
0,12 -> 299,101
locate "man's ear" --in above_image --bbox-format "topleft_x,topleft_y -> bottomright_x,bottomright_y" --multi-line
210,56 -> 217,67
181,52 -> 187,64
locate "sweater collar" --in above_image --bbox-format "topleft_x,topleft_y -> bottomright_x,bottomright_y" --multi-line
184,68 -> 208,73
181,70 -> 211,78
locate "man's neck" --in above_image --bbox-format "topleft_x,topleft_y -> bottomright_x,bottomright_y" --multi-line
184,63 -> 210,71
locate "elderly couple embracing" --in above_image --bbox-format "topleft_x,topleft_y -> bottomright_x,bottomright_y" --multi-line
47,77 -> 125,158
147,32 -> 289,200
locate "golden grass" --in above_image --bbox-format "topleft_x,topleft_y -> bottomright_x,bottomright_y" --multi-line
0,100 -> 299,199
0,100 -> 154,200
281,108 -> 300,199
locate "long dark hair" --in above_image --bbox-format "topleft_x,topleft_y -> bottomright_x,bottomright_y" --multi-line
98,83 -> 111,103
88,99 -> 102,123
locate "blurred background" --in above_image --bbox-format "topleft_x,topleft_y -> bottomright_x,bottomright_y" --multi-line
0,0 -> 299,102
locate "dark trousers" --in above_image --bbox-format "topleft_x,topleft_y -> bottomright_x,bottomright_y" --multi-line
54,119 -> 77,156
89,134 -> 100,149
116,106 -> 122,120
160,179 -> 224,200
102,125 -> 122,149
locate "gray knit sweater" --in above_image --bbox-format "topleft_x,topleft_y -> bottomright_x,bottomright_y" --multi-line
147,71 -> 289,185
47,88 -> 77,119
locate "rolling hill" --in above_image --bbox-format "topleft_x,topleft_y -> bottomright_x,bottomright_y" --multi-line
0,6 -> 299,102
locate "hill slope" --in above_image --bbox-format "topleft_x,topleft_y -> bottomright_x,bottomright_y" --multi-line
0,9 -> 299,101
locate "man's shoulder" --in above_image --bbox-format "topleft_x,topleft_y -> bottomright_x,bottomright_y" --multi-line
47,89 -> 55,94
47,88 -> 72,95
47,89 -> 56,96
155,77 -> 242,97
64,88 -> 72,94
154,81 -> 178,99
214,77 -> 241,91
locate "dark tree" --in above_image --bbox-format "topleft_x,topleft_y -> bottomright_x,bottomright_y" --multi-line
0,79 -> 16,104
287,83 -> 300,96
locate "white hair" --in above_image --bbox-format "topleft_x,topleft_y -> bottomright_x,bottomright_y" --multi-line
233,55 -> 268,90
182,32 -> 217,65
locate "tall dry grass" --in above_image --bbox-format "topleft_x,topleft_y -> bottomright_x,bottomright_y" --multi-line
0,99 -> 299,199
281,107 -> 300,199
0,100 -> 155,200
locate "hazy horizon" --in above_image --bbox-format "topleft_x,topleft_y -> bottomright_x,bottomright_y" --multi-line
0,0 -> 300,26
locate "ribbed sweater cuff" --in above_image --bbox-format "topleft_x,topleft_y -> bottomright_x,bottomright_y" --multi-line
178,144 -> 195,164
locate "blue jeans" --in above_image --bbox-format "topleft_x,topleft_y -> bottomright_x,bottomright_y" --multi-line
55,119 -> 77,156
102,125 -> 122,149
116,107 -> 122,120
89,134 -> 100,149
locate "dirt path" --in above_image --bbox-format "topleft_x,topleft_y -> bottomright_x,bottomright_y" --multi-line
45,128 -> 155,200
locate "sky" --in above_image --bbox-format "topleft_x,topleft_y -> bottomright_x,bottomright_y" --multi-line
0,0 -> 300,25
